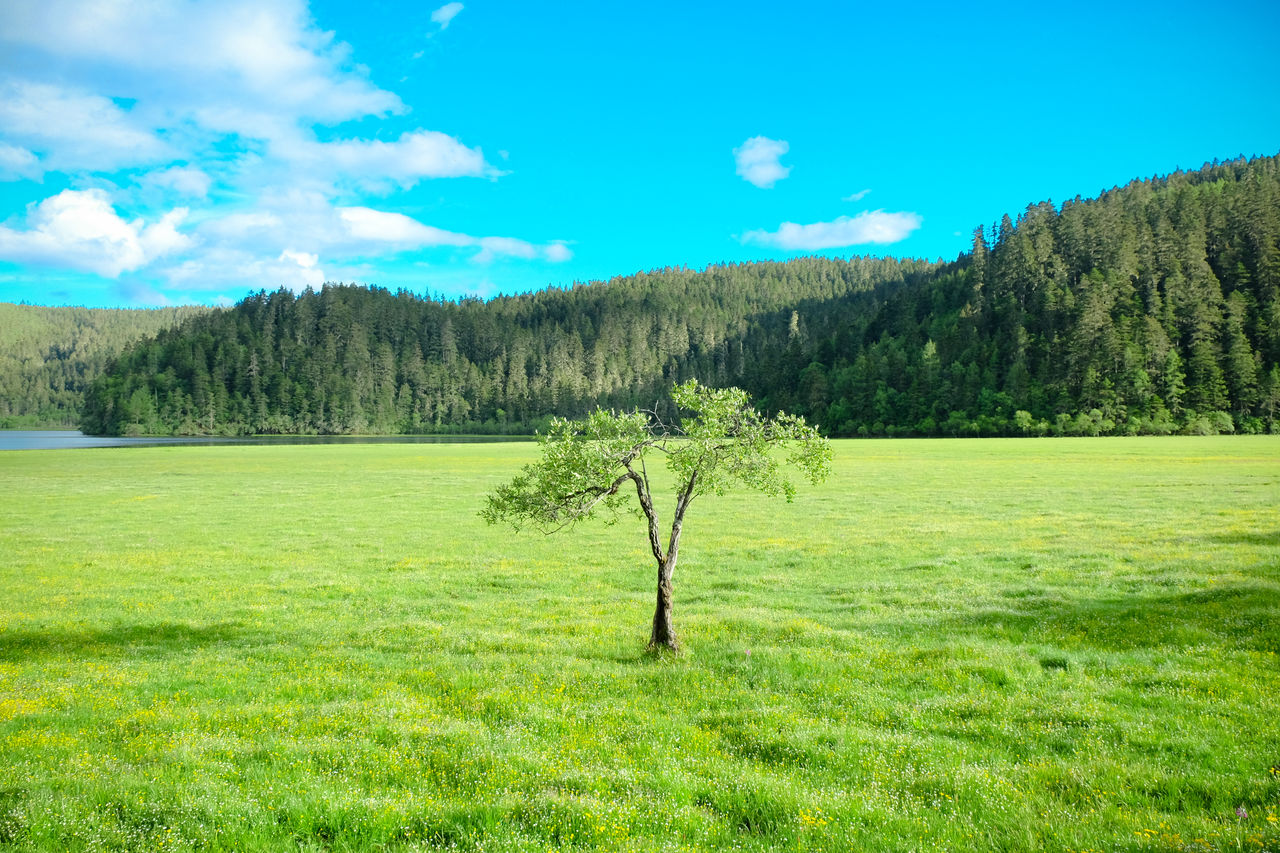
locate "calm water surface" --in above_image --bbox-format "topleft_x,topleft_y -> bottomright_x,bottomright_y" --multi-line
0,430 -> 529,451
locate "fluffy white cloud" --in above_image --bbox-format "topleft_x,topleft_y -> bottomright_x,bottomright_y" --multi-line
431,3 -> 464,29
0,189 -> 192,277
0,1 -> 567,297
741,210 -> 923,250
140,208 -> 195,259
734,136 -> 791,188
0,0 -> 401,126
0,0 -> 420,185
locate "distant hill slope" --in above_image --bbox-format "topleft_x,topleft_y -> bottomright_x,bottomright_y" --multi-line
79,256 -> 933,435
79,153 -> 1280,437
0,303 -> 212,428
747,155 -> 1280,436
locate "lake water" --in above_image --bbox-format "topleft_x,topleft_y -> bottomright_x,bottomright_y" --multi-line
0,430 -> 529,451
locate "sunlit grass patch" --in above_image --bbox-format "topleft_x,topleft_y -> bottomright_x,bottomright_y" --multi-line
0,437 -> 1277,850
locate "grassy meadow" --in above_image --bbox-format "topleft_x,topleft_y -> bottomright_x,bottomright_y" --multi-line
1,437 -> 1278,852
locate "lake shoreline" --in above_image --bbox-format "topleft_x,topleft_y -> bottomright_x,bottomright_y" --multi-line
0,430 -> 533,451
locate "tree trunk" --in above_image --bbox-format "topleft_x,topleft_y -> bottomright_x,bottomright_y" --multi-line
648,478 -> 691,652
633,468 -> 692,653
648,556 -> 678,651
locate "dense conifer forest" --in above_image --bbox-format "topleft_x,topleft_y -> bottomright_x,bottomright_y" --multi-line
753,155 -> 1280,436
0,303 -> 209,428
33,154 -> 1280,437
78,255 -> 930,435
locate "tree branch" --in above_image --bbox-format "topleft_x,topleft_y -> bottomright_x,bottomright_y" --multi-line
554,471 -> 634,516
624,462 -> 665,566
667,470 -> 697,559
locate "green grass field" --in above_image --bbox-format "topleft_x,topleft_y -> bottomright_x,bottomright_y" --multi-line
1,437 -> 1278,852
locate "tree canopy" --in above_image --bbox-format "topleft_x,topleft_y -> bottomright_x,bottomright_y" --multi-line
482,380 -> 831,651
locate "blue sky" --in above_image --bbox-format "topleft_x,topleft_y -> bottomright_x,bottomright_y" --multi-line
1,0 -> 1278,308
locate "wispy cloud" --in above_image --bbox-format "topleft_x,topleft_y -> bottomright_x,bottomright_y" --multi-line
278,130 -> 499,192
0,79 -> 173,178
145,166 -> 214,199
431,3 -> 464,30
339,206 -> 472,249
162,246 -> 325,294
0,141 -> 41,181
340,207 -> 571,263
153,194 -> 570,295
842,189 -> 871,202
741,210 -> 922,250
733,136 -> 790,188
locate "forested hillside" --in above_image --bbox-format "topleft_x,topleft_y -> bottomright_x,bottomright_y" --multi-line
0,303 -> 210,428
80,256 -> 932,435
752,155 -> 1280,435
80,154 -> 1280,437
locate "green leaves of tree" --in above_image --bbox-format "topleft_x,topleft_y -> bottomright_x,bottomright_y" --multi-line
481,379 -> 831,535
666,379 -> 831,502
480,407 -> 651,532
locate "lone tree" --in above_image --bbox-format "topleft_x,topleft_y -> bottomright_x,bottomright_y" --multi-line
481,379 -> 832,651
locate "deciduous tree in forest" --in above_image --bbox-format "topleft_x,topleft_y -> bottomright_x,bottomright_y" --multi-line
481,379 -> 831,651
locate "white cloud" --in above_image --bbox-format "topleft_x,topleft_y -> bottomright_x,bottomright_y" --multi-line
276,249 -> 323,292
161,246 -> 324,294
339,206 -> 471,248
0,0 -> 416,187
146,165 -> 213,198
0,0 -> 402,126
0,142 -> 40,181
152,196 -> 569,287
0,3 -> 503,207
0,189 -> 192,277
278,249 -> 316,268
203,210 -> 284,242
476,236 -> 537,262
431,3 -> 464,29
0,1 -> 569,298
843,189 -> 871,202
339,206 -> 569,263
741,210 -> 923,250
140,208 -> 195,259
734,136 -> 790,188
544,242 -> 573,263
284,130 -> 497,191
0,79 -> 171,175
